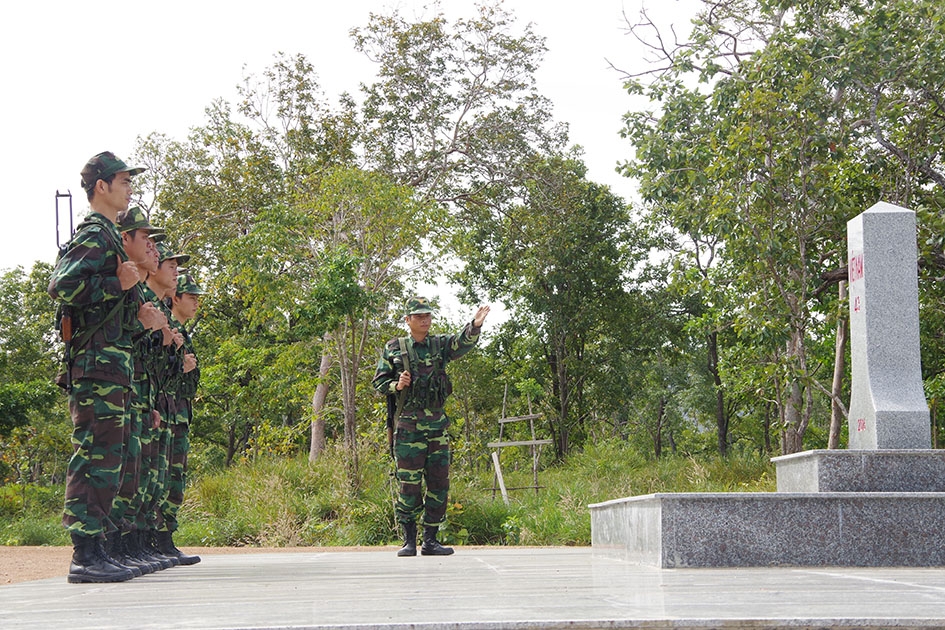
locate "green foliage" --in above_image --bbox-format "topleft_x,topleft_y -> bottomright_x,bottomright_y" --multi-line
0,263 -> 65,436
1,439 -> 775,548
1,515 -> 68,546
0,485 -> 68,546
618,0 -> 945,454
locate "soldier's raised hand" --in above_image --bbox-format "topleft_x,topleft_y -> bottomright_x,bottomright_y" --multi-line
473,305 -> 491,327
137,302 -> 166,331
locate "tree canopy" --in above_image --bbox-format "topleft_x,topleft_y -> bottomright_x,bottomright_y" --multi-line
6,0 -> 945,487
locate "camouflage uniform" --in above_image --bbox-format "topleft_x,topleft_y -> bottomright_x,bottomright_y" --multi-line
372,298 -> 482,530
143,243 -> 189,535
110,207 -> 164,538
163,274 -> 203,536
49,211 -> 138,539
136,282 -> 174,530
52,151 -> 149,583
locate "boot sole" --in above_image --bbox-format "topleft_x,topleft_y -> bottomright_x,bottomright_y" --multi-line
176,555 -> 201,565
67,572 -> 134,583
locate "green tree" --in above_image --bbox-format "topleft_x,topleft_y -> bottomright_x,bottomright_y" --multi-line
0,263 -> 69,483
455,155 -> 650,457
0,264 -> 61,434
618,0 -> 945,454
295,166 -> 441,480
353,2 -> 566,203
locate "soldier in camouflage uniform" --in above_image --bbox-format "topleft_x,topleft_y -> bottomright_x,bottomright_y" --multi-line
155,272 -> 205,565
372,297 -> 490,557
110,206 -> 174,573
48,151 -> 158,583
142,240 -> 188,565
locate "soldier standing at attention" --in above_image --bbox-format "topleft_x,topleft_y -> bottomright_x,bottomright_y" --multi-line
157,272 -> 204,565
142,241 -> 187,564
111,206 -> 171,573
372,297 -> 490,557
49,151 -> 148,583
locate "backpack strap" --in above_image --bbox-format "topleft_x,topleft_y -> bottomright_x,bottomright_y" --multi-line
398,336 -> 411,375
392,336 -> 410,423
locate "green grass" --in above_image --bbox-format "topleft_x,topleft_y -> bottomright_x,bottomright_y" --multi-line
0,439 -> 776,547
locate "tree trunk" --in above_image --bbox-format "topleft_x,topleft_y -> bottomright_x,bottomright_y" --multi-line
763,402 -> 772,454
653,397 -> 666,458
309,346 -> 332,462
828,281 -> 848,449
933,403 -> 939,449
546,339 -> 570,459
782,379 -> 805,454
337,329 -> 359,485
707,330 -> 728,455
226,422 -> 237,466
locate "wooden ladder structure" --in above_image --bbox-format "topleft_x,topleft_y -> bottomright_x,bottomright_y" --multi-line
489,390 -> 552,505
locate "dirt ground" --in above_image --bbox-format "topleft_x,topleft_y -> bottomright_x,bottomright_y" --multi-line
0,545 -> 375,585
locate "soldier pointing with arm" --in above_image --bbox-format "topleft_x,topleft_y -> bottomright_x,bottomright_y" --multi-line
373,297 -> 490,557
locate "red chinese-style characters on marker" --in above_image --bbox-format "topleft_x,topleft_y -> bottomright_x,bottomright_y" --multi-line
849,253 -> 864,283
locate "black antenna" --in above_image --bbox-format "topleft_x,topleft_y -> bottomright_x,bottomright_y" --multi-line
55,190 -> 73,251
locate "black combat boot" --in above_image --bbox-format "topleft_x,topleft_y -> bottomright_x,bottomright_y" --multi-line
143,529 -> 178,568
123,529 -> 162,573
420,525 -> 454,556
397,521 -> 417,557
155,530 -> 201,565
67,533 -> 135,584
138,529 -> 171,570
104,531 -> 143,577
107,530 -> 149,576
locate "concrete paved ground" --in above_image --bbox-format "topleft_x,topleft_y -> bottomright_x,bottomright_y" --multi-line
2,547 -> 945,629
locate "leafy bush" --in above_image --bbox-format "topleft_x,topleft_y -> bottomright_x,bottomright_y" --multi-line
1,515 -> 68,546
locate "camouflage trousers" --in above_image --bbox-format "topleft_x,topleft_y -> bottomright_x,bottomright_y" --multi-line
62,378 -> 130,538
160,420 -> 190,533
108,405 -> 142,531
144,398 -> 174,531
133,414 -> 161,530
394,413 -> 450,527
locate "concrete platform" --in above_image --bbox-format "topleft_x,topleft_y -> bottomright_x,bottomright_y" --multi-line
2,547 -> 945,629
590,492 -> 945,567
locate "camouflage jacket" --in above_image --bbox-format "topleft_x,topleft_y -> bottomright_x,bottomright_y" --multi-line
372,321 -> 481,414
48,212 -> 136,386
130,281 -> 164,411
141,283 -> 182,401
170,315 -> 199,401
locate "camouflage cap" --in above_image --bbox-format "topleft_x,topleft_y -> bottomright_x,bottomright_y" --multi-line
405,296 -> 434,316
155,241 -> 191,265
117,205 -> 164,234
80,151 -> 146,192
177,273 -> 205,295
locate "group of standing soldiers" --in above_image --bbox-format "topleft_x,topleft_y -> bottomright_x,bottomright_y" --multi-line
48,151 -> 204,583
48,150 -> 492,582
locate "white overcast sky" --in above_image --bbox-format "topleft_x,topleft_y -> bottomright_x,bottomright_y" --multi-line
0,0 -> 700,276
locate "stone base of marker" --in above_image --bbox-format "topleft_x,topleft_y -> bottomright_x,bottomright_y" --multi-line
590,448 -> 945,568
774,449 -> 945,493
590,489 -> 945,568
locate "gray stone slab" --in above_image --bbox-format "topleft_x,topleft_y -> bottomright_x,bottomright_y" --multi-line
590,492 -> 945,568
846,202 -> 930,449
4,548 -> 945,629
774,449 -> 945,492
